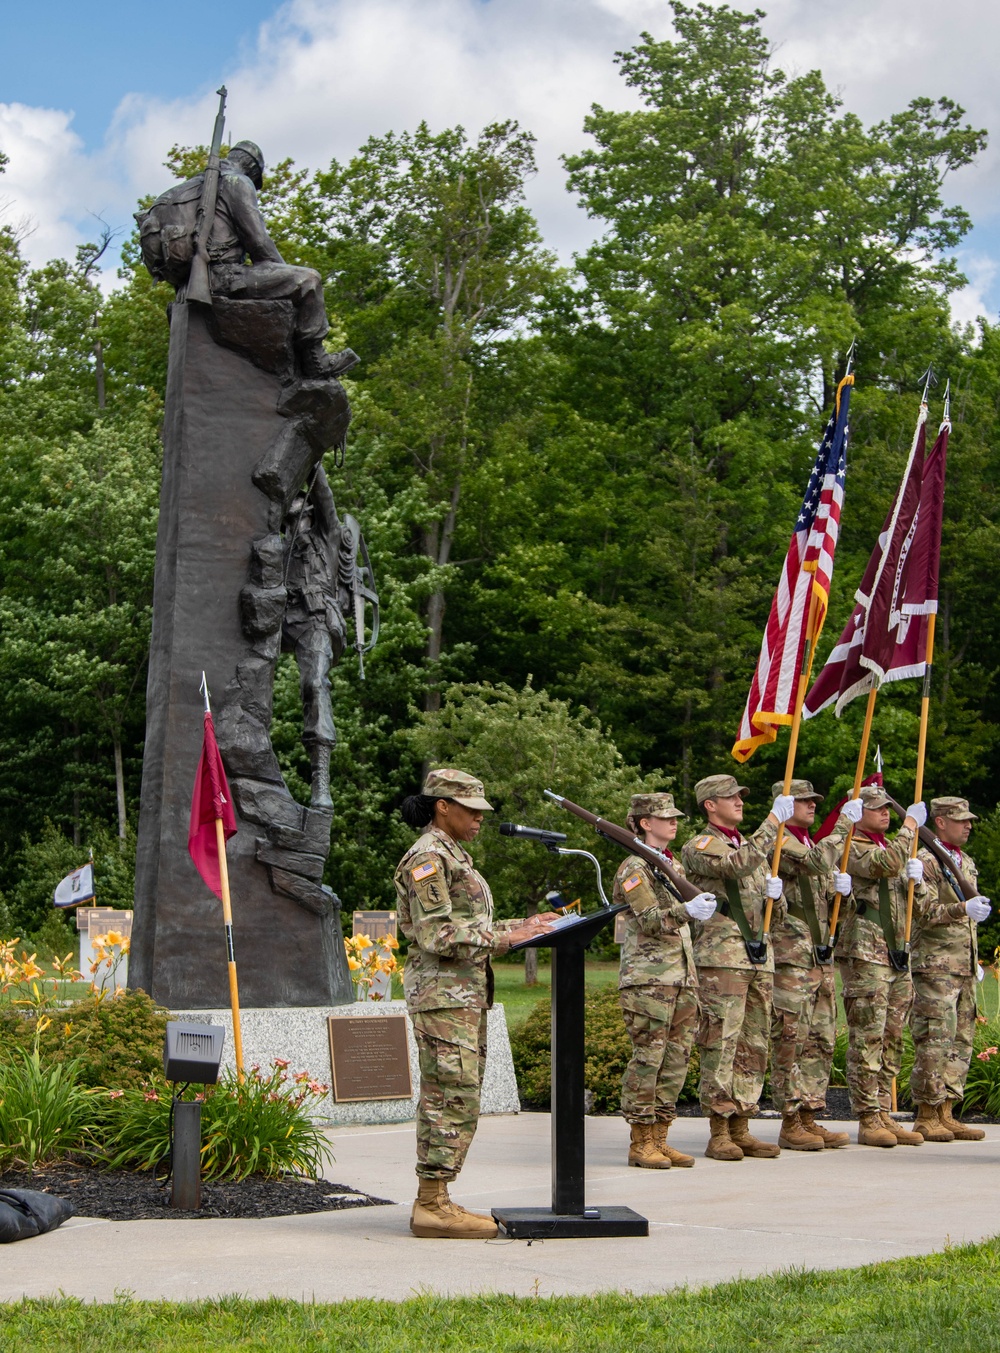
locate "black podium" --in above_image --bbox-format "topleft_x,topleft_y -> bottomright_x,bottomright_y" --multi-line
492,905 -> 648,1239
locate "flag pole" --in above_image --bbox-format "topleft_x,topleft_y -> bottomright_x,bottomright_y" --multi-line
903,613 -> 936,950
828,684 -> 878,943
201,673 -> 245,1081
763,590 -> 822,936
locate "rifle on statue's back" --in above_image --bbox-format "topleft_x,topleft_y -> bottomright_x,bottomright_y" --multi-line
884,790 -> 978,900
543,790 -> 702,903
185,86 -> 228,306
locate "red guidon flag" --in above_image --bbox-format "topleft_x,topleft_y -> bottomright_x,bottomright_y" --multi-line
804,404 -> 945,719
732,374 -> 852,762
188,710 -> 237,899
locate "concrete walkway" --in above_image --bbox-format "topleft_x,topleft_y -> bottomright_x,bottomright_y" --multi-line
2,1113 -> 997,1302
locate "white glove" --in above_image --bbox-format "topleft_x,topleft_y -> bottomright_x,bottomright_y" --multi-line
841,798 -> 864,824
834,872 -> 852,896
765,875 -> 783,900
978,964 -> 985,983
966,895 -> 992,923
684,892 -> 718,921
771,794 -> 796,824
905,858 -> 924,884
906,802 -> 927,828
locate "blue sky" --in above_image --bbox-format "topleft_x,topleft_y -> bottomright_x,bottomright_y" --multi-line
2,0 -> 998,323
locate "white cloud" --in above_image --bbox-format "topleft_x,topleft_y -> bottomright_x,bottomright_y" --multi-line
1,0 -> 998,320
950,250 -> 998,332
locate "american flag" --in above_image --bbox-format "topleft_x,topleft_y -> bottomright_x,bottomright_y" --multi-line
732,375 -> 852,762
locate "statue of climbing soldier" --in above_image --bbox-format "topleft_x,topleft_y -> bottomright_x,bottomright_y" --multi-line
281,466 -> 378,809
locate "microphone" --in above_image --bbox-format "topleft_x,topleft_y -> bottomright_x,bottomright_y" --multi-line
498,823 -> 568,844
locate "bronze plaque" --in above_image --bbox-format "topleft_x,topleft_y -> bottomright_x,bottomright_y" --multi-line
327,1014 -> 413,1102
352,910 -> 398,942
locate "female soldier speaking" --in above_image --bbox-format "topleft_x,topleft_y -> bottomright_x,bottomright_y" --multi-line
395,768 -> 554,1239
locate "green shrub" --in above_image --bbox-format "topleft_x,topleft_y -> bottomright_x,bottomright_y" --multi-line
25,911 -> 77,963
97,1062 -> 334,1181
0,989 -> 170,1091
510,985 -> 699,1113
0,1045 -> 96,1170
956,1016 -> 1000,1115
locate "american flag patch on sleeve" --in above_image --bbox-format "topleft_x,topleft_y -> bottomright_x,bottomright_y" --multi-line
622,873 -> 643,892
693,835 -> 713,850
412,861 -> 437,881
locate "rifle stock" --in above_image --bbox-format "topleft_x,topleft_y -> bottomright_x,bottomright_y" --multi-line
186,86 -> 228,307
543,790 -> 701,902
884,791 -> 977,900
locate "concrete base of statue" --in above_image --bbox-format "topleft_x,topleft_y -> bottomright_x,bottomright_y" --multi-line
173,1000 -> 520,1126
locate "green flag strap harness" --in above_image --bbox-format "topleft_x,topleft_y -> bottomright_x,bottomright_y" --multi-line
784,874 -> 833,965
722,879 -> 767,966
857,880 -> 909,972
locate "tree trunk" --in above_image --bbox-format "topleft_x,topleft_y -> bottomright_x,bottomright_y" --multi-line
423,476 -> 462,713
523,897 -> 538,986
113,733 -> 127,846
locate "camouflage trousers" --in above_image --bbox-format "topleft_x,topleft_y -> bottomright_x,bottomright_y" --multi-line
769,964 -> 837,1114
840,958 -> 913,1115
619,985 -> 699,1125
411,1006 -> 487,1181
909,970 -> 977,1105
696,966 -> 773,1118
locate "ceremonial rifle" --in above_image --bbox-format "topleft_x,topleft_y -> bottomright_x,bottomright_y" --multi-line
884,791 -> 978,901
543,790 -> 701,903
186,86 -> 228,306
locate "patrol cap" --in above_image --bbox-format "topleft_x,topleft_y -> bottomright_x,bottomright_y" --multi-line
771,778 -> 824,802
695,774 -> 749,806
859,784 -> 892,810
931,796 -> 978,823
421,767 -> 493,811
231,139 -> 265,187
629,791 -> 685,822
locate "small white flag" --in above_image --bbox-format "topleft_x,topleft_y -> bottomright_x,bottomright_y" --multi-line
53,864 -> 95,909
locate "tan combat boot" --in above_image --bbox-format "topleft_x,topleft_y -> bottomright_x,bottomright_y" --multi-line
940,1099 -> 986,1141
653,1120 -> 694,1168
857,1111 -> 896,1147
799,1109 -> 850,1148
410,1178 -> 498,1239
705,1112 -> 743,1160
913,1103 -> 955,1142
778,1110 -> 825,1151
628,1122 -> 671,1168
729,1115 -> 781,1158
878,1111 -> 923,1146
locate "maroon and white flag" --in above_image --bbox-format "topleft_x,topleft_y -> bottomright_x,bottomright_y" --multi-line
804,405 -> 947,719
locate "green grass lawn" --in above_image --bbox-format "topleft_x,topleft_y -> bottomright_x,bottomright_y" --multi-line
493,960 -> 619,1030
1,1239 -> 999,1351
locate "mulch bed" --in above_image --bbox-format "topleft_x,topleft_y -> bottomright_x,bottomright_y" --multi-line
0,1162 -> 394,1221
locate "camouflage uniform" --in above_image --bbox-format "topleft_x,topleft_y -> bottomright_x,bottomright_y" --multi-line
616,793 -> 699,1126
910,798 -> 980,1106
769,782 -> 847,1116
394,770 -> 513,1182
838,787 -> 921,1116
681,776 -> 780,1118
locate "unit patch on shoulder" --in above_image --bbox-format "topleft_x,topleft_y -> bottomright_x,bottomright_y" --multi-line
411,861 -> 438,881
693,835 -> 714,850
622,873 -> 644,893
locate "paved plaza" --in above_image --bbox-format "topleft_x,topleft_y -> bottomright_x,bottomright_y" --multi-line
2,1112 -> 996,1303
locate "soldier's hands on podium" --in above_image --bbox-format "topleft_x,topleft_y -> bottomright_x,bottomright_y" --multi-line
906,802 -> 927,828
905,858 -> 924,884
841,798 -> 864,823
966,895 -> 992,923
684,892 -> 717,921
765,875 -> 783,900
770,795 -> 795,824
834,872 -> 852,896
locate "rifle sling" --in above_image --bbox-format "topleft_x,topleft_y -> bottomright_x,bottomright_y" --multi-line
723,879 -> 760,951
785,875 -> 827,951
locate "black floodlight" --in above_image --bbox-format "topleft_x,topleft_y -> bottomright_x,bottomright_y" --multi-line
163,1021 -> 225,1084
